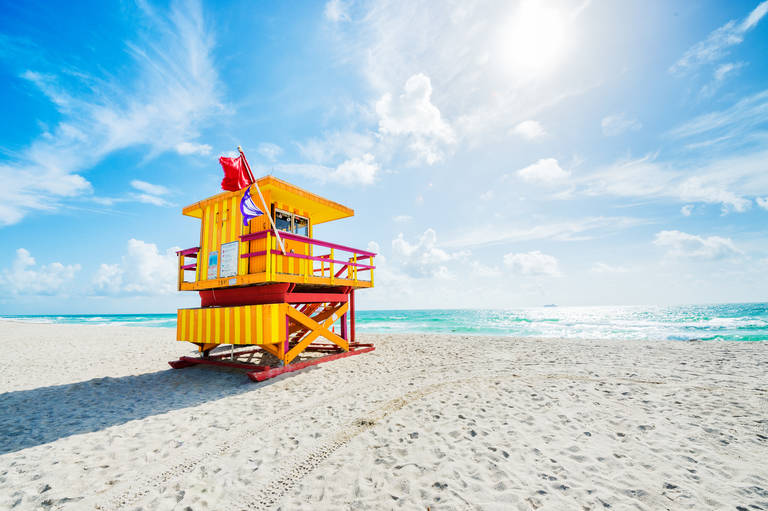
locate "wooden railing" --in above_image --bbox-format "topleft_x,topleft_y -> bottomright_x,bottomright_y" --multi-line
176,246 -> 200,289
176,231 -> 375,287
240,230 -> 375,285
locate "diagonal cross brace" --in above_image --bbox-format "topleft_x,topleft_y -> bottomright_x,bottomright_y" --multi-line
284,302 -> 349,364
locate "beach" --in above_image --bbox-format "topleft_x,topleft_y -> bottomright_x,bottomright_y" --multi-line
0,322 -> 766,510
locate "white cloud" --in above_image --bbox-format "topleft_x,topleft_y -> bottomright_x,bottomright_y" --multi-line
289,1 -> 597,182
257,142 -> 283,161
653,230 -> 742,260
744,1 -> 768,30
391,228 -> 468,278
670,1 -> 768,74
175,141 -> 212,155
503,250 -> 561,276
590,262 -> 630,274
124,180 -> 173,207
512,120 -> 546,140
393,215 -> 412,223
338,0 -> 597,144
282,153 -> 380,186
130,180 -> 169,196
681,204 -> 694,216
516,158 -> 570,184
714,61 -> 744,82
601,114 -> 642,136
93,239 -> 180,295
0,0 -> 223,226
470,261 -> 501,277
576,151 -> 766,214
375,73 -> 455,164
133,194 -> 172,207
324,0 -> 350,22
92,263 -> 123,295
668,89 -> 768,144
0,248 -> 80,295
480,190 -> 495,201
756,197 -> 768,210
678,177 -> 752,213
367,240 -> 381,255
330,153 -> 379,185
444,216 -> 647,248
298,131 -> 375,165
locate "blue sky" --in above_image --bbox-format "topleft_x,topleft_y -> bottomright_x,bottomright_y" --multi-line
0,0 -> 767,313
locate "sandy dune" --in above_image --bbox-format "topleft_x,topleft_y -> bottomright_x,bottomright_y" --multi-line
0,321 -> 766,510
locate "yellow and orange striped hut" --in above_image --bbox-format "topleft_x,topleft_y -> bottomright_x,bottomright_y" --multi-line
170,175 -> 376,382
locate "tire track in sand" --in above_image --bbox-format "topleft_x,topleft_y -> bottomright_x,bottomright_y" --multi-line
90,361 -> 473,511
224,376 -> 491,511
95,370 -> 684,511
91,384 -> 357,511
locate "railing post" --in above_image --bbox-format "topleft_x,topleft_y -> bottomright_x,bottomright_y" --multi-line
329,248 -> 334,284
370,256 -> 374,286
266,231 -> 272,281
177,253 -> 184,291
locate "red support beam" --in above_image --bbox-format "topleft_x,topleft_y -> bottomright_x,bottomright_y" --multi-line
350,289 -> 356,342
199,284 -> 351,307
247,347 -> 374,382
170,347 -> 375,382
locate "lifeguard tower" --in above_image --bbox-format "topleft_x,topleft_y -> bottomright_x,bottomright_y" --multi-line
168,170 -> 375,382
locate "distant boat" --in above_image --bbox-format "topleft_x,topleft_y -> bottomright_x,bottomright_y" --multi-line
542,304 -> 558,308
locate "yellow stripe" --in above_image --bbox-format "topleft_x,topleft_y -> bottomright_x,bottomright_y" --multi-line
197,309 -> 202,343
206,205 -> 214,279
239,238 -> 247,275
240,195 -> 248,275
206,308 -> 212,342
199,206 -> 209,280
220,201 -> 227,244
263,304 -> 271,343
245,305 -> 252,343
180,310 -> 186,340
230,196 -> 236,243
255,304 -> 263,343
213,202 -> 220,278
215,307 -> 222,343
207,204 -> 215,280
212,202 -> 218,251
222,307 -> 229,344
271,303 -> 278,340
225,200 -> 232,243
235,306 -> 241,344
217,200 -> 222,246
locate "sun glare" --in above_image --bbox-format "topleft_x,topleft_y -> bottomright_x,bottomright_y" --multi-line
500,2 -> 567,76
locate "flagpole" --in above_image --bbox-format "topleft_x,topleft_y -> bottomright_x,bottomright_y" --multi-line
237,145 -> 256,183
238,146 -> 286,256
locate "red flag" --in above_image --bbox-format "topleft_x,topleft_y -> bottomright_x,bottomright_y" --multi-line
219,155 -> 253,191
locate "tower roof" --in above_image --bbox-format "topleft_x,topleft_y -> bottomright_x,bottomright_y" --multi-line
182,176 -> 354,224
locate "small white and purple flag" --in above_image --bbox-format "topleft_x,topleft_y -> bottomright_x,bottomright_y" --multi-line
240,187 -> 264,226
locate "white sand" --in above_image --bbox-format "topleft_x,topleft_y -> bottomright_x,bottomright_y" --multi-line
0,322 -> 766,510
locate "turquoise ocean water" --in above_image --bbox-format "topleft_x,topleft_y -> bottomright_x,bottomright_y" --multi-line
1,303 -> 767,341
